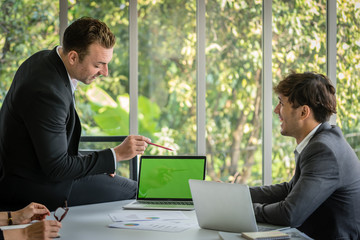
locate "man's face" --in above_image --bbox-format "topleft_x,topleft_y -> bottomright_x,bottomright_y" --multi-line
72,43 -> 113,84
274,94 -> 303,138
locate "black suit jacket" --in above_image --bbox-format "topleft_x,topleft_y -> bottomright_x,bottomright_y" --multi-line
0,47 -> 115,210
250,122 -> 360,239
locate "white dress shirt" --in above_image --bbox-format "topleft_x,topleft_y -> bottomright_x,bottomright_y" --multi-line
294,123 -> 322,162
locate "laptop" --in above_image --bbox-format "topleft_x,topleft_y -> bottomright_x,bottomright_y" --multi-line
189,179 -> 280,233
123,155 -> 206,210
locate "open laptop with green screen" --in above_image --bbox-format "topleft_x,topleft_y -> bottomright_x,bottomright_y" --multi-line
123,155 -> 206,210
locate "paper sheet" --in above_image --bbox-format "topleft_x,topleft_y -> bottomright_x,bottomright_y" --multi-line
109,220 -> 197,232
108,210 -> 195,232
0,224 -> 30,230
109,210 -> 189,222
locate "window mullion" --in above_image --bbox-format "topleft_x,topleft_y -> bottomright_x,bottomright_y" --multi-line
262,0 -> 273,185
196,0 -> 206,156
327,0 -> 337,125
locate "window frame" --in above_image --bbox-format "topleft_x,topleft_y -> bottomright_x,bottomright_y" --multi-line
59,0 -> 339,184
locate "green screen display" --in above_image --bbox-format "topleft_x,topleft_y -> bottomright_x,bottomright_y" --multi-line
137,157 -> 205,199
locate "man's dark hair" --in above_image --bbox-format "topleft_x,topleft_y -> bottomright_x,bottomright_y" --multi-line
274,71 -> 337,123
62,17 -> 115,61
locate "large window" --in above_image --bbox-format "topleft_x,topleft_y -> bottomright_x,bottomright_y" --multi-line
336,0 -> 360,158
138,1 -> 197,156
206,1 -> 263,184
1,0 -> 359,184
271,0 -> 327,183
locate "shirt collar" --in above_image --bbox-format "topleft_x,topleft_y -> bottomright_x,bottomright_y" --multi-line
296,123 -> 322,155
56,46 -> 78,95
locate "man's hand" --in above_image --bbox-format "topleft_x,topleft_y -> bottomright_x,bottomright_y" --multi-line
114,135 -> 151,161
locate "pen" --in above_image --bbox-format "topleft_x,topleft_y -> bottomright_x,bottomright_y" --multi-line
275,227 -> 291,232
148,142 -> 174,151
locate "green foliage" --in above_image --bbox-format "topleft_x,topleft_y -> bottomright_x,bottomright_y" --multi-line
0,0 -> 59,102
335,0 -> 360,157
84,86 -> 161,138
137,0 -> 198,155
204,0 -> 263,184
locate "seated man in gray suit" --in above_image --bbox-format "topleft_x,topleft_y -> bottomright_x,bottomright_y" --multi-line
0,17 -> 151,211
250,72 -> 360,239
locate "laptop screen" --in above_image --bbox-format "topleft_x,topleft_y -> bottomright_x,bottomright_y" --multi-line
137,156 -> 206,200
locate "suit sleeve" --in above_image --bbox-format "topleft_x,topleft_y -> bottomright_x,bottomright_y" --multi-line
251,142 -> 340,227
250,182 -> 291,203
17,78 -> 115,181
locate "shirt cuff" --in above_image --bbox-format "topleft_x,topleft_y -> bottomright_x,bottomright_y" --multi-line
110,148 -> 116,170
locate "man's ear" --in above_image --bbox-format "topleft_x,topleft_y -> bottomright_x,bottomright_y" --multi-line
300,105 -> 311,119
68,50 -> 78,65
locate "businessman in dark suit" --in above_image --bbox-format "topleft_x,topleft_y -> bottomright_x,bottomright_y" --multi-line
250,72 -> 360,239
0,17 -> 151,211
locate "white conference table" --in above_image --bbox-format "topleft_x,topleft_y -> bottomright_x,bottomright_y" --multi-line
48,200 -> 310,240
55,199 -> 220,240
0,199 -> 308,240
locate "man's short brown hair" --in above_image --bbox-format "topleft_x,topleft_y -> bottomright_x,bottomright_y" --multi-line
62,17 -> 115,61
274,71 -> 337,123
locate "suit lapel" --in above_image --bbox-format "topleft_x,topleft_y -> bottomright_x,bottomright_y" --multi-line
49,47 -> 81,156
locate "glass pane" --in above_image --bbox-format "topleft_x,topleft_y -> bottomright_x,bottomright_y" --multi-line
0,1 -> 59,107
138,0 -> 197,156
206,0 -> 263,185
68,0 -> 130,176
68,0 -> 130,136
336,0 -> 360,158
272,0 -> 327,183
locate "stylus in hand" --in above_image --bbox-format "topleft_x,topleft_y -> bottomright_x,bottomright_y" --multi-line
148,142 -> 174,151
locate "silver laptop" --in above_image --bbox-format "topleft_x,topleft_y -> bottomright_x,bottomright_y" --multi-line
123,155 -> 206,210
189,179 -> 279,233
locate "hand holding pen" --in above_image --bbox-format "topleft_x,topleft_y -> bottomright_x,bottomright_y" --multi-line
114,135 -> 152,161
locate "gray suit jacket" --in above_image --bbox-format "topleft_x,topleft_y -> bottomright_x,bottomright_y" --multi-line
250,122 -> 360,239
0,47 -> 115,210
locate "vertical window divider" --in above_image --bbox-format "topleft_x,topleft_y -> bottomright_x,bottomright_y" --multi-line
262,0 -> 273,185
59,0 -> 68,45
327,0 -> 337,125
196,0 -> 206,156
129,0 -> 139,177
129,0 -> 139,135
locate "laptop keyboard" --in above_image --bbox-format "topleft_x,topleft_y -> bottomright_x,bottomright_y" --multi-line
136,201 -> 193,205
